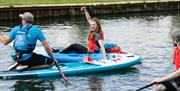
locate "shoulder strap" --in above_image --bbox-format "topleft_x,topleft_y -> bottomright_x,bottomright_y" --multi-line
13,25 -> 22,47
27,26 -> 32,31
26,26 -> 35,51
19,24 -> 22,28
17,24 -> 32,32
25,26 -> 32,39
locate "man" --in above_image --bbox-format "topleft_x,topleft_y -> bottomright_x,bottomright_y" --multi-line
0,12 -> 58,70
153,30 -> 180,91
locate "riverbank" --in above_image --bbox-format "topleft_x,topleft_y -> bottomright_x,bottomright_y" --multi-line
0,0 -> 180,20
1,0 -> 180,8
0,0 -> 174,7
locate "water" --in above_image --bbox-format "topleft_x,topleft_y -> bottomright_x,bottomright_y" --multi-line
0,12 -> 180,91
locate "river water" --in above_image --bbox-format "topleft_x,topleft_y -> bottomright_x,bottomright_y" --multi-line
0,12 -> 180,91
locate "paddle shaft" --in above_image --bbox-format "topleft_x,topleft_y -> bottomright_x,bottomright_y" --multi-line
54,61 -> 68,83
87,51 -> 90,56
136,82 -> 158,91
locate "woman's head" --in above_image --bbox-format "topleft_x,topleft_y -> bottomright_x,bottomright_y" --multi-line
171,30 -> 180,48
88,18 -> 103,40
90,18 -> 102,33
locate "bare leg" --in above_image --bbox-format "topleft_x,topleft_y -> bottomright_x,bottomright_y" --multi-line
8,62 -> 19,70
154,84 -> 167,91
28,63 -> 54,70
16,65 -> 29,70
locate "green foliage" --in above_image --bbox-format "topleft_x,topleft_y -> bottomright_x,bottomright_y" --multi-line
67,8 -> 76,17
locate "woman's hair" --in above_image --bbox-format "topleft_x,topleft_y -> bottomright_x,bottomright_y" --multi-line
88,18 -> 103,40
171,30 -> 180,41
92,18 -> 102,33
170,30 -> 180,46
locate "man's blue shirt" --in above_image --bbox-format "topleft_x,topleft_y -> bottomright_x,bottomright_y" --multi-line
9,24 -> 46,61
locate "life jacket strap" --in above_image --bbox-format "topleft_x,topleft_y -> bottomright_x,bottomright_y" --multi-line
15,51 -> 32,59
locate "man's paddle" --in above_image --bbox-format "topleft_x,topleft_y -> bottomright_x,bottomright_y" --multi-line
51,48 -> 60,53
53,60 -> 70,85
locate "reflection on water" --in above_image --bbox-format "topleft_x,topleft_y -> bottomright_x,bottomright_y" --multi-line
1,11 -> 180,91
88,77 -> 104,91
12,80 -> 54,91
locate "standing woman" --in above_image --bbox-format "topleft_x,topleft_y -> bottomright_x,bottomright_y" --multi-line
60,6 -> 107,60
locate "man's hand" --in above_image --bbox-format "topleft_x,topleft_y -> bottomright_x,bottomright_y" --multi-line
0,33 -> 12,45
52,58 -> 59,65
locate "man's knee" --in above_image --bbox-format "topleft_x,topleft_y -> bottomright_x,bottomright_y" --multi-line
49,62 -> 54,67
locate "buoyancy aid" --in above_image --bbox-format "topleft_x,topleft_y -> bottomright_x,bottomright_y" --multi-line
88,32 -> 104,52
173,47 -> 180,69
13,25 -> 35,58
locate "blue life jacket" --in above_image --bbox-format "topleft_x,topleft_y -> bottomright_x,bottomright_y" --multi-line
13,25 -> 35,54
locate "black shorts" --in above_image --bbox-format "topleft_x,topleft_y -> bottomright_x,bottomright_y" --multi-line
161,77 -> 180,91
18,53 -> 53,67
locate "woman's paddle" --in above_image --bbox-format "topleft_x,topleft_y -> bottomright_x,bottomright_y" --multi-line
136,82 -> 159,91
83,51 -> 93,63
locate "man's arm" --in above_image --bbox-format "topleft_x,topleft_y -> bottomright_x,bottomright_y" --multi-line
41,40 -> 58,64
0,33 -> 12,45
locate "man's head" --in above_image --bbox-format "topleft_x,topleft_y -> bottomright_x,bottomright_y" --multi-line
19,12 -> 34,24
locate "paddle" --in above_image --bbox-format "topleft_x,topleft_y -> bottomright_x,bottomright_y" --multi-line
82,51 -> 106,66
136,82 -> 160,91
53,60 -> 70,85
82,51 -> 94,63
51,48 -> 60,53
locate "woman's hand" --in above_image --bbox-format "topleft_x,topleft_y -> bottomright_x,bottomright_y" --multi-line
103,56 -> 108,60
81,6 -> 86,12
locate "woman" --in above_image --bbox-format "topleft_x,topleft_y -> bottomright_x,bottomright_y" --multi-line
60,6 -> 107,60
153,30 -> 180,91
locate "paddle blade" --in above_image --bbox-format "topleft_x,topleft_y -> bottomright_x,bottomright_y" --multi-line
83,56 -> 93,63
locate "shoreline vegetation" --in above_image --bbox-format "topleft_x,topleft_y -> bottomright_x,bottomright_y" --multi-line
0,0 -> 179,20
0,0 -> 179,7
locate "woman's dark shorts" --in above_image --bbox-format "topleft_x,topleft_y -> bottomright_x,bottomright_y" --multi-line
161,77 -> 180,91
